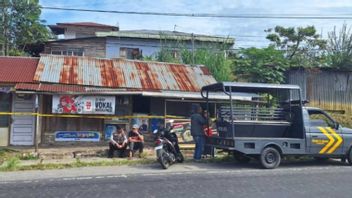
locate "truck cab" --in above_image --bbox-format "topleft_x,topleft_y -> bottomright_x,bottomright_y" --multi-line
201,82 -> 352,169
303,107 -> 352,157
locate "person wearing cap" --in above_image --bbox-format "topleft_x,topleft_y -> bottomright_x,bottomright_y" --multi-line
108,126 -> 128,158
128,124 -> 144,158
191,104 -> 207,161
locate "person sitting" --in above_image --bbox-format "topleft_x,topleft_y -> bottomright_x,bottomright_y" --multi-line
128,124 -> 144,158
108,127 -> 128,158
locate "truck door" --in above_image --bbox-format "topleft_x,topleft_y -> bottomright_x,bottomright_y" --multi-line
306,109 -> 343,155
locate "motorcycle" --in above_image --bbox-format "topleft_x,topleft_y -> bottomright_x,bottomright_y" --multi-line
153,120 -> 184,169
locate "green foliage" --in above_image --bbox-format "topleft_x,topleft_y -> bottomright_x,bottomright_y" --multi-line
144,34 -> 233,81
0,157 -> 20,171
266,26 -> 326,67
0,0 -> 50,56
149,48 -> 233,81
233,47 -> 288,83
326,24 -> 352,70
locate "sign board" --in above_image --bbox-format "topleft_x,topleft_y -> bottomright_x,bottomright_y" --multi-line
55,131 -> 101,142
0,87 -> 11,93
52,95 -> 115,114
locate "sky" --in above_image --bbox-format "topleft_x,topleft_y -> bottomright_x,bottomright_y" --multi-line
39,0 -> 352,48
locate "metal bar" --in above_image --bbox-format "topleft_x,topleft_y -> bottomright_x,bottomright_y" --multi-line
229,86 -> 235,138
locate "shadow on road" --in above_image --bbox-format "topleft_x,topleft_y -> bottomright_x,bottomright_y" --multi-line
147,157 -> 350,171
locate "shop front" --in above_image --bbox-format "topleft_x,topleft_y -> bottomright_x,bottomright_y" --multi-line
40,94 -> 133,145
0,87 -> 12,146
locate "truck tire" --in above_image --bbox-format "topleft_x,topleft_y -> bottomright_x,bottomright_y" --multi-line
260,147 -> 281,169
347,148 -> 352,165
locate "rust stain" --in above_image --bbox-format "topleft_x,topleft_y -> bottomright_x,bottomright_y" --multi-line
112,60 -> 125,87
33,62 -> 45,81
135,61 -> 161,90
169,64 -> 197,92
60,57 -> 71,84
130,72 -> 136,80
98,59 -> 108,87
200,67 -> 211,75
71,57 -> 78,84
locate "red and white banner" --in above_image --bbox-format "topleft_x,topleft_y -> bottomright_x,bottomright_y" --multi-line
52,95 -> 115,115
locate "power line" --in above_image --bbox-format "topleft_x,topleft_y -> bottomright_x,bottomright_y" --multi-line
41,6 -> 352,20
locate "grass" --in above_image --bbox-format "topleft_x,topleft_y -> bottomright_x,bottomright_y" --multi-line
0,157 -> 21,171
0,148 -> 19,165
0,157 -> 156,172
0,153 -> 236,172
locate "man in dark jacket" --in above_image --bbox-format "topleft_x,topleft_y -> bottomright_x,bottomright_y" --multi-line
191,105 -> 207,161
128,124 -> 144,158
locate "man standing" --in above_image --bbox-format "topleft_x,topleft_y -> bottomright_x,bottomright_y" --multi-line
191,105 -> 207,161
108,127 -> 128,158
128,124 -> 144,158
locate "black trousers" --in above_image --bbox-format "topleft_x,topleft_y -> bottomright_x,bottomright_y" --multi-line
129,141 -> 144,155
108,142 -> 127,158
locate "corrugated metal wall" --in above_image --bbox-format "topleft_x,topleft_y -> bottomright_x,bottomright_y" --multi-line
287,69 -> 352,113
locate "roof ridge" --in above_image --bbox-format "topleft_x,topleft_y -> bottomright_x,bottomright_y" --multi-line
40,54 -> 206,68
0,56 -> 39,60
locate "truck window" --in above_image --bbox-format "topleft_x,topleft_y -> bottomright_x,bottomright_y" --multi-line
308,110 -> 335,128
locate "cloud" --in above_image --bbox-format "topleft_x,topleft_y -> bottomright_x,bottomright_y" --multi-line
39,0 -> 352,48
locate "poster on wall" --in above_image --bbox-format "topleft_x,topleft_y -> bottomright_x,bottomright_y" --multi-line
55,131 -> 101,142
52,95 -> 115,114
131,114 -> 149,134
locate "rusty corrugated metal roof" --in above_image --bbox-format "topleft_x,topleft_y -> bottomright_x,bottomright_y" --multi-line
34,55 -> 217,92
0,56 -> 38,83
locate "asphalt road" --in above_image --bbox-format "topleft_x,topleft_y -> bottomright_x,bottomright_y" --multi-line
1,160 -> 352,198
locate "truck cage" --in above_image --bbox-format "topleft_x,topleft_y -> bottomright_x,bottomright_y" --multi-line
201,82 -> 303,140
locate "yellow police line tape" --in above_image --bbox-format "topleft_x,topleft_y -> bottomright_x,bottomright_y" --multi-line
0,112 -> 186,120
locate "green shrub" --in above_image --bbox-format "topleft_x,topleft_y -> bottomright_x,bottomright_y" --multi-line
0,157 -> 20,171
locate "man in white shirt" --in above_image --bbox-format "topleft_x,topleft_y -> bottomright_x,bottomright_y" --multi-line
108,126 -> 128,158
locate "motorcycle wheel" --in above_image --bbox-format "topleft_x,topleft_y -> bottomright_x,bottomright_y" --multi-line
176,153 -> 184,163
158,149 -> 170,169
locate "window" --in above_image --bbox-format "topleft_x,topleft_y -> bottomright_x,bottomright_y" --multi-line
0,93 -> 11,127
308,109 -> 336,128
51,48 -> 84,56
119,47 -> 142,59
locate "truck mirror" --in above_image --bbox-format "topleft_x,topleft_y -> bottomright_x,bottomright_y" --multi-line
335,122 -> 340,130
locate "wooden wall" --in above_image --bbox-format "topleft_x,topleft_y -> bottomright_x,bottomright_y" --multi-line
43,38 -> 106,58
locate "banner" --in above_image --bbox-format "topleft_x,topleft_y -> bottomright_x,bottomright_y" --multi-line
52,95 -> 115,115
55,131 -> 101,142
0,87 -> 11,93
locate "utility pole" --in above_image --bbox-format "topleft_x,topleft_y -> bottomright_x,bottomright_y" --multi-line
191,33 -> 195,65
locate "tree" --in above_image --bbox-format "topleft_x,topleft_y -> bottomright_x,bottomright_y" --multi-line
327,24 -> 352,70
233,47 -> 288,83
266,26 -> 326,67
148,34 -> 233,81
0,0 -> 49,56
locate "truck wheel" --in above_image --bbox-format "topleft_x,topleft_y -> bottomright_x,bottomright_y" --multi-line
347,148 -> 352,165
260,147 -> 281,169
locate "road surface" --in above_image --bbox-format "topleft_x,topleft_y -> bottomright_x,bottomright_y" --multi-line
0,159 -> 351,198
